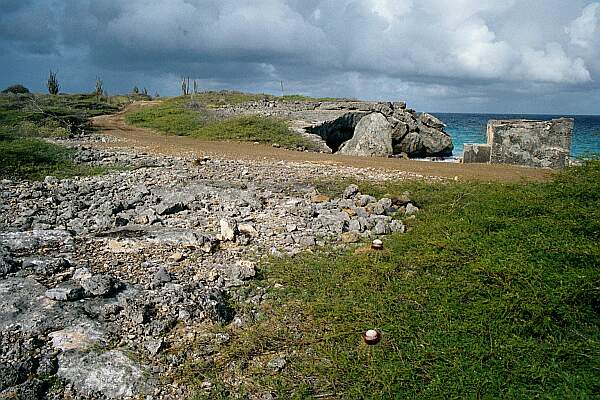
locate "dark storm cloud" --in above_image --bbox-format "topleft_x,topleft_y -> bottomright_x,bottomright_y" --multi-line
1,0 -> 599,113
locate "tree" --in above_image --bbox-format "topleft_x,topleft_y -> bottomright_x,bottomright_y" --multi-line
132,86 -> 140,94
47,70 -> 60,95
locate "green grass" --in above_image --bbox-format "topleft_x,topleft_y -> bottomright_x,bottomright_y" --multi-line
173,91 -> 351,108
0,93 -> 124,180
0,131 -> 107,180
125,96 -> 321,150
183,161 -> 600,399
0,93 -> 121,135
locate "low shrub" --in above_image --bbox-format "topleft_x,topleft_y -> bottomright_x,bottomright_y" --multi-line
1,84 -> 30,94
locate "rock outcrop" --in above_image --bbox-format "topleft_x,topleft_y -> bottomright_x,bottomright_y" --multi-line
309,103 -> 454,158
338,113 -> 394,156
216,99 -> 454,158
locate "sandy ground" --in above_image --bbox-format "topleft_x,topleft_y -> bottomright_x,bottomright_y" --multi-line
92,101 -> 554,183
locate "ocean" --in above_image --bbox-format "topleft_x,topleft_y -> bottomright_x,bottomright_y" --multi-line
433,113 -> 600,159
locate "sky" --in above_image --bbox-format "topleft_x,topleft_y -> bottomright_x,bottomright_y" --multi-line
1,0 -> 599,114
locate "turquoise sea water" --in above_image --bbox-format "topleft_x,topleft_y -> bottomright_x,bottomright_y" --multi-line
433,113 -> 600,158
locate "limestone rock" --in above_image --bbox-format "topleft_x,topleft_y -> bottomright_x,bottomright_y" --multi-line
405,203 -> 419,215
80,274 -> 119,297
0,229 -> 73,254
338,113 -> 394,157
49,321 -> 108,351
419,112 -> 446,129
154,267 -> 171,284
228,260 -> 256,281
219,219 -> 238,242
238,223 -> 259,237
0,277 -> 84,335
343,184 -> 360,199
45,282 -> 84,302
395,122 -> 453,158
57,350 -> 151,399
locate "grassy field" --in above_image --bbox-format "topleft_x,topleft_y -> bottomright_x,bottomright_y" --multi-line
125,92 -> 347,150
182,161 -> 600,399
0,93 -> 123,180
174,90 -> 350,108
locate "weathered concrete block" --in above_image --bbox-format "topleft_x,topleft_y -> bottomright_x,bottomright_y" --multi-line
487,118 -> 573,169
463,144 -> 491,163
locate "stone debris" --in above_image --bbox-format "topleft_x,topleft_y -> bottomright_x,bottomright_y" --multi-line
0,135 -> 427,399
45,282 -> 85,301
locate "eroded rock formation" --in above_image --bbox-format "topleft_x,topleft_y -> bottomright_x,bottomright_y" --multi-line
216,99 -> 454,158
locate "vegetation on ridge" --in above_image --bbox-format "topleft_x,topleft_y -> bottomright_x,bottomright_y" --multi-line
125,91 -> 352,150
0,93 -> 122,180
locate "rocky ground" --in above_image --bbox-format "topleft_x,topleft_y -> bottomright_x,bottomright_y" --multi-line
0,131 -> 429,399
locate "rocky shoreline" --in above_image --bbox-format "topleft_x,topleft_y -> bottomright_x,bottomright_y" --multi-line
0,134 -> 430,399
214,99 -> 454,158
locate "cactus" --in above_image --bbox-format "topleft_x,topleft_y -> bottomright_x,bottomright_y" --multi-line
47,70 -> 60,95
95,77 -> 104,97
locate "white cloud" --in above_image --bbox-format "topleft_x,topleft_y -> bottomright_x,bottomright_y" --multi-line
2,0 -> 600,113
566,2 -> 600,48
519,43 -> 591,83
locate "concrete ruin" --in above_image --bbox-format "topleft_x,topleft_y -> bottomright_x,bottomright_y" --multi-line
463,144 -> 492,164
463,118 -> 574,169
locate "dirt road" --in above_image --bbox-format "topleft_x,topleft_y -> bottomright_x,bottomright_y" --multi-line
92,102 -> 554,183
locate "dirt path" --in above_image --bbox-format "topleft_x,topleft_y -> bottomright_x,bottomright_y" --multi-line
92,101 -> 554,183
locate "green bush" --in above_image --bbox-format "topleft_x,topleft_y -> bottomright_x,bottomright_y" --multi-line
1,84 -> 30,94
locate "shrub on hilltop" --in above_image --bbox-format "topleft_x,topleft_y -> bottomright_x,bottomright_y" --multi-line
2,84 -> 30,94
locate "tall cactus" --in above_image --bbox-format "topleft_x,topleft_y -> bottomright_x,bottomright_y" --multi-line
95,77 -> 104,97
47,70 -> 60,95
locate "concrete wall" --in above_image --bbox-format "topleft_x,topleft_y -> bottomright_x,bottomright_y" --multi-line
463,118 -> 573,169
487,118 -> 573,169
463,144 -> 491,164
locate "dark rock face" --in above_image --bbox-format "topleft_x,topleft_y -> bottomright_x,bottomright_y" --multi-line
305,102 -> 453,158
306,112 -> 366,152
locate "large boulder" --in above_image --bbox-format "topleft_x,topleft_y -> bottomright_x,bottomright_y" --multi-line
419,112 -> 446,130
338,113 -> 393,157
413,123 -> 454,157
